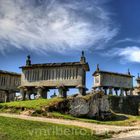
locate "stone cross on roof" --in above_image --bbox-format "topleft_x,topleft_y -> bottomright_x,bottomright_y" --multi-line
26,55 -> 31,66
80,51 -> 86,63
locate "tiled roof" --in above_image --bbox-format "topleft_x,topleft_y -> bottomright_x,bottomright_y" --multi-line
0,70 -> 21,76
20,62 -> 90,71
93,70 -> 134,77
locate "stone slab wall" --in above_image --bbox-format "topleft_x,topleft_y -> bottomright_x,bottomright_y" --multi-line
21,66 -> 84,87
0,74 -> 21,91
109,95 -> 140,115
94,73 -> 133,89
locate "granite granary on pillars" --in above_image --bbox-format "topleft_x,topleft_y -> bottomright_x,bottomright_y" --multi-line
133,73 -> 140,95
0,70 -> 21,102
19,52 -> 89,100
93,65 -> 134,96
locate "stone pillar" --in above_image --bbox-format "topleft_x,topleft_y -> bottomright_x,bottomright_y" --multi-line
37,87 -> 44,98
26,88 -> 32,100
13,93 -> 16,101
63,88 -> 68,98
109,87 -> 113,95
42,88 -> 49,99
58,87 -> 63,97
58,87 -> 68,98
8,92 -> 16,102
124,89 -> 129,96
120,88 -> 124,96
114,88 -> 119,96
34,92 -> 37,99
129,89 -> 133,95
20,88 -> 26,101
103,87 -> 108,95
5,91 -> 10,102
78,87 -> 86,96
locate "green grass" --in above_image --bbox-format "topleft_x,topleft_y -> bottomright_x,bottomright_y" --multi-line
0,116 -> 110,140
49,112 -> 138,126
0,98 -> 63,110
135,116 -> 140,120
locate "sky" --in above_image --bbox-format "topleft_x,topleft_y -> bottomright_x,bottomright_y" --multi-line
0,0 -> 140,94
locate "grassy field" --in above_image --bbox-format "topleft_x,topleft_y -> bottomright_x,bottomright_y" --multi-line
0,98 -> 140,126
0,98 -> 63,110
0,116 -> 110,140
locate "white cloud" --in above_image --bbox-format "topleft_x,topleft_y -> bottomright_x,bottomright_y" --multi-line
0,0 -> 118,53
115,38 -> 140,44
107,46 -> 140,63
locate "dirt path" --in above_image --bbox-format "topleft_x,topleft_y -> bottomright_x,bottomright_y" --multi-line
0,113 -> 140,137
109,130 -> 140,140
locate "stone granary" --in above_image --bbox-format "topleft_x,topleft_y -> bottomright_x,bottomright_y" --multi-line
0,70 -> 21,102
133,74 -> 140,95
19,52 -> 89,100
93,65 -> 134,96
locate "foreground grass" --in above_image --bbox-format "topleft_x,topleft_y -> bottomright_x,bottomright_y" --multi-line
0,116 -> 110,140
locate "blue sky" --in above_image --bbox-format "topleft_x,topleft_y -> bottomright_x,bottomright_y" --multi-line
0,0 -> 140,93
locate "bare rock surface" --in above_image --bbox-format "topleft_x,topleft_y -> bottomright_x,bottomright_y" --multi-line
69,97 -> 89,116
69,92 -> 111,119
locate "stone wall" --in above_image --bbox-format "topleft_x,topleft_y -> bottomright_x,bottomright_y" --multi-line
21,66 -> 84,87
109,95 -> 140,115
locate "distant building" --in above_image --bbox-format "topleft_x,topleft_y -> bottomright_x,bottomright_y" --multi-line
19,52 -> 89,100
133,74 -> 140,95
93,65 -> 134,96
0,70 -> 21,102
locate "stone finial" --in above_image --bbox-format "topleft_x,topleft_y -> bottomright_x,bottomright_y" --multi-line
80,51 -> 86,63
82,51 -> 84,57
97,64 -> 100,71
50,90 -> 57,98
26,55 -> 31,66
128,69 -> 131,75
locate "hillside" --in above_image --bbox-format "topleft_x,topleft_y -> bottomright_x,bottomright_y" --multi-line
0,93 -> 140,127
